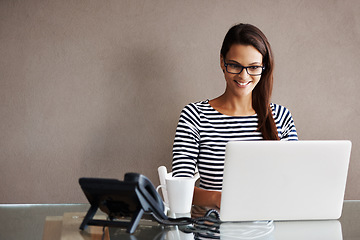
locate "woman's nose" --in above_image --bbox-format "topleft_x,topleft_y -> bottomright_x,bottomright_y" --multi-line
238,68 -> 250,78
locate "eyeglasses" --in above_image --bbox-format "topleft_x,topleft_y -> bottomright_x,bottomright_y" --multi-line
223,59 -> 265,76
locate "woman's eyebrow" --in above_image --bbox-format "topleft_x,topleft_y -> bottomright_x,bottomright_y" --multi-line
228,59 -> 242,66
227,59 -> 241,64
228,60 -> 262,65
248,62 -> 262,65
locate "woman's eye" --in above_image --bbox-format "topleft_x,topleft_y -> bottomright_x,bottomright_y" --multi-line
249,66 -> 260,69
229,64 -> 241,69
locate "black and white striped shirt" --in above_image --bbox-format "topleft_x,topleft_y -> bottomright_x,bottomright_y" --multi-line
172,100 -> 298,191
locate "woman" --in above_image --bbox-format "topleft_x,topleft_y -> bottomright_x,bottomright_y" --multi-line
172,23 -> 298,209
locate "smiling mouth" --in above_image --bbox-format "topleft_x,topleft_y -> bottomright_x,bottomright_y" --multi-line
234,80 -> 251,86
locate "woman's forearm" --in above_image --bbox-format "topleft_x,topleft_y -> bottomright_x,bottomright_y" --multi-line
192,186 -> 221,209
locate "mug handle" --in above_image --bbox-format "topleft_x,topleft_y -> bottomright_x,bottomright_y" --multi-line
156,184 -> 165,194
156,185 -> 169,212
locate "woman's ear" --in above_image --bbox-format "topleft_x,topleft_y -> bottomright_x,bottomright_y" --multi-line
220,55 -> 225,73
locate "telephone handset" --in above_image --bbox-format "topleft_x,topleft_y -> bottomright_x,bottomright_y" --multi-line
124,172 -> 168,220
79,173 -> 168,234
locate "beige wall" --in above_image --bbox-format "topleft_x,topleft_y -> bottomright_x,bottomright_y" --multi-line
0,0 -> 359,203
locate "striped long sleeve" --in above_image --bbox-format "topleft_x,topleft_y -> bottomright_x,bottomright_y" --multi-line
172,100 -> 298,191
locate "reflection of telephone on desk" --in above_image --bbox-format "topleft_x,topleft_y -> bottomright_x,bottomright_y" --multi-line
79,173 -> 170,234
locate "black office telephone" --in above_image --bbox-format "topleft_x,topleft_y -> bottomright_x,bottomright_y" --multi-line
79,173 -> 169,234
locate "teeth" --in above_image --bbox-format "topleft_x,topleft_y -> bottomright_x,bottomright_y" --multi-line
235,80 -> 250,86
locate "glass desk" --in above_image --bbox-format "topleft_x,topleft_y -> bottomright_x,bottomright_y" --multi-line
0,200 -> 359,240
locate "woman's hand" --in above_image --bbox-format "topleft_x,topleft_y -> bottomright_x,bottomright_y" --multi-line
192,186 -> 221,209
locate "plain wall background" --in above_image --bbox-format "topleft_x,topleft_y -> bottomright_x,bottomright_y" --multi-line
0,0 -> 359,203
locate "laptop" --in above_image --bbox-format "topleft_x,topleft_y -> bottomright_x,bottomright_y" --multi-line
220,140 -> 352,221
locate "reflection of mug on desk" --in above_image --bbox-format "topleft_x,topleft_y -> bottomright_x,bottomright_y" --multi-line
164,226 -> 193,240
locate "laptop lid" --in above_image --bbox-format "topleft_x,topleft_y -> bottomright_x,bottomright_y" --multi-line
220,140 -> 352,221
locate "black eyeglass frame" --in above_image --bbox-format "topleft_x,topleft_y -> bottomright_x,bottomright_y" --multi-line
223,59 -> 265,76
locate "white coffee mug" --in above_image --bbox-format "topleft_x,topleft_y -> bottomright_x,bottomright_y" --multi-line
157,176 -> 196,215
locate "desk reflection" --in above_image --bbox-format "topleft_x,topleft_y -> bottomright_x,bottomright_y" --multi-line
109,219 -> 342,240
219,220 -> 342,240
273,220 -> 342,240
184,220 -> 341,240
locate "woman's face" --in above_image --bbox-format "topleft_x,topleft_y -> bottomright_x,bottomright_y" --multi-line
221,44 -> 263,98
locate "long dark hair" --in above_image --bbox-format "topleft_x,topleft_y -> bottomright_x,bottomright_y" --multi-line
220,23 -> 279,140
